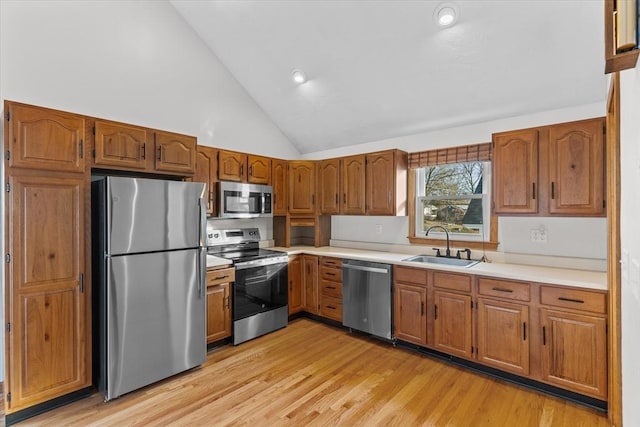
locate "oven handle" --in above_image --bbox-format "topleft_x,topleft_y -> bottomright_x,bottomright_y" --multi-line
234,257 -> 288,270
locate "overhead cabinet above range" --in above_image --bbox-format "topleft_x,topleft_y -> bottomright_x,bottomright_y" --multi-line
492,117 -> 605,217
218,149 -> 271,184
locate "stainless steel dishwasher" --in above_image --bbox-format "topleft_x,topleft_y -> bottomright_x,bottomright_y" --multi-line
342,259 -> 392,339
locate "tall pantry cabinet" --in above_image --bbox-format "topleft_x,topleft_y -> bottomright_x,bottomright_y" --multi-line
3,101 -> 92,414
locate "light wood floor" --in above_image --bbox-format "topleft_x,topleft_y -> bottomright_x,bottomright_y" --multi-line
14,318 -> 609,426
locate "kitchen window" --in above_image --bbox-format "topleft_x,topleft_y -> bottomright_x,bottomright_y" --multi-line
408,143 -> 498,250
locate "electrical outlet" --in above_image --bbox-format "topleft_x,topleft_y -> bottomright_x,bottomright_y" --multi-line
530,227 -> 547,243
375,224 -> 383,234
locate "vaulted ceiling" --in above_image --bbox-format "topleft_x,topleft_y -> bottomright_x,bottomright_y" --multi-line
171,1 -> 606,154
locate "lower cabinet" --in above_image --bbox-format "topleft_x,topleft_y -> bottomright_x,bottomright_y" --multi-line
302,255 -> 319,314
319,257 -> 343,322
540,308 -> 607,399
288,255 -> 304,315
433,290 -> 473,359
477,298 -> 530,376
206,267 -> 234,344
394,283 -> 427,346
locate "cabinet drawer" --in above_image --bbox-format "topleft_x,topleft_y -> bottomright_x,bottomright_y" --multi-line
321,257 -> 342,268
395,266 -> 428,285
540,286 -> 606,314
320,280 -> 342,298
321,265 -> 342,282
320,296 -> 343,322
207,267 -> 235,287
433,271 -> 471,293
478,278 -> 530,302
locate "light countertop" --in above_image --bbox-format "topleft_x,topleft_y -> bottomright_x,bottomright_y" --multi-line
206,255 -> 232,269
270,246 -> 607,291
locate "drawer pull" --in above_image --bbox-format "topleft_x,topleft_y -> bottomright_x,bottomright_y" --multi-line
214,275 -> 229,280
492,287 -> 513,293
327,305 -> 336,310
325,272 -> 336,276
558,297 -> 585,304
326,286 -> 337,290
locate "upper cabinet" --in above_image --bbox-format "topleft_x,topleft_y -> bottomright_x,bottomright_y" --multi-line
93,120 -> 196,176
493,129 -> 539,214
341,155 -> 366,215
218,150 -> 271,184
366,150 -> 407,216
7,102 -> 86,173
604,0 -> 639,73
272,158 -> 288,215
318,158 -> 341,215
548,120 -> 605,215
493,118 -> 605,217
289,161 -> 316,214
193,146 -> 218,216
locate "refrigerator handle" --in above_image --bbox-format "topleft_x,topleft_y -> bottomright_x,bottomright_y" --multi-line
198,248 -> 206,299
198,197 -> 207,247
198,196 -> 207,299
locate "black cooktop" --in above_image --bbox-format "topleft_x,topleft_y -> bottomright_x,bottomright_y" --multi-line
208,248 -> 285,263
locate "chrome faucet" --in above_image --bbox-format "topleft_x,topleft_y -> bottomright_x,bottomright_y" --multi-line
426,225 -> 451,257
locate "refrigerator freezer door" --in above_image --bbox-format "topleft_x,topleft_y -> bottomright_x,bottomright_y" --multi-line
106,249 -> 205,400
106,177 -> 205,255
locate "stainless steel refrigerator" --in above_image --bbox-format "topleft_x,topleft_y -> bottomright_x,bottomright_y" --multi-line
92,176 -> 207,401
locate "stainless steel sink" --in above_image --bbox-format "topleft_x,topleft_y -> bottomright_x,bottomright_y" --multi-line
402,255 -> 479,268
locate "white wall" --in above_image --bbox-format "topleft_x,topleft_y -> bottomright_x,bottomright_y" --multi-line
0,0 -> 299,158
620,62 -> 640,427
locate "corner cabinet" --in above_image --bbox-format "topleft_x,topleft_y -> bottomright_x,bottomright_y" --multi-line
289,161 -> 316,215
5,99 -> 91,414
493,118 -> 605,217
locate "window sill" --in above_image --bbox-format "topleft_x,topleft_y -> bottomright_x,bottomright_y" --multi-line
408,236 -> 498,251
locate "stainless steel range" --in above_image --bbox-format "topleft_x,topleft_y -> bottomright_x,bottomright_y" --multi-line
207,228 -> 288,344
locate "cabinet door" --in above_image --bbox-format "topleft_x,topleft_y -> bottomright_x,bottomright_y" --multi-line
394,283 -> 427,346
94,120 -> 150,171
206,283 -> 231,343
318,158 -> 341,214
433,291 -> 472,359
540,309 -> 607,399
247,155 -> 271,184
194,146 -> 218,216
342,155 -> 366,215
493,130 -> 538,214
366,151 -> 395,215
289,161 -> 316,214
7,102 -> 86,173
154,130 -> 196,174
477,298 -> 529,376
272,159 -> 289,215
218,150 -> 247,182
548,120 -> 605,215
288,255 -> 303,315
302,255 -> 319,314
6,174 -> 89,412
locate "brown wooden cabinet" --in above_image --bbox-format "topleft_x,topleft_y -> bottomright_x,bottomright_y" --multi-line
218,150 -> 271,184
548,120 -> 605,215
5,173 -> 90,412
288,255 -> 304,315
319,257 -> 343,322
394,283 -> 428,346
318,159 -> 341,215
365,150 -> 407,216
7,102 -> 86,173
433,290 -> 473,359
94,120 -> 149,171
538,285 -> 607,399
194,146 -> 218,216
302,254 -> 319,314
493,129 -> 539,214
493,118 -> 605,217
206,267 -> 234,344
289,161 -> 316,214
153,130 -> 197,175
342,154 -> 366,215
272,159 -> 288,215
477,298 -> 530,376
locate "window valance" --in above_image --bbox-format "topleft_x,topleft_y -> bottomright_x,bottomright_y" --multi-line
408,142 -> 492,168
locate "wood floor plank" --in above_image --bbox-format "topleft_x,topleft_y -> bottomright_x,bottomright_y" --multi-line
13,318 -> 608,426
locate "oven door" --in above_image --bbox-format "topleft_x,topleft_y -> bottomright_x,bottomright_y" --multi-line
233,260 -> 288,320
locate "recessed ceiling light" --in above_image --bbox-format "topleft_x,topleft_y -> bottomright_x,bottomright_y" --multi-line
434,3 -> 458,27
292,69 -> 307,84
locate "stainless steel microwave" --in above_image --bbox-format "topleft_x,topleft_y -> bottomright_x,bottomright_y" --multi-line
217,181 -> 272,218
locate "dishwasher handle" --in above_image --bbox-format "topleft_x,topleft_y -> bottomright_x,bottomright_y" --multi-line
343,263 -> 389,274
